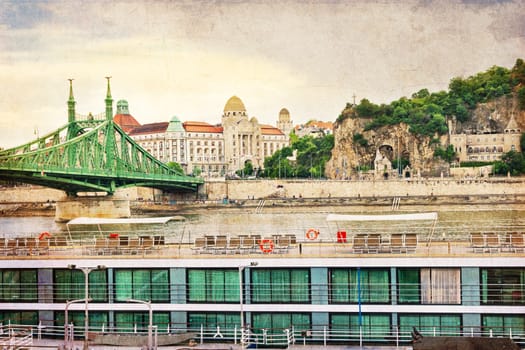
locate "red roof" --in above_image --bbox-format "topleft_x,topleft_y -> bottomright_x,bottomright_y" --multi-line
129,122 -> 169,135
113,114 -> 141,133
260,124 -> 284,136
183,121 -> 223,133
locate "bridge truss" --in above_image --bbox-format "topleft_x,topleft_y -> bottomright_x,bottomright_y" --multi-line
0,114 -> 202,195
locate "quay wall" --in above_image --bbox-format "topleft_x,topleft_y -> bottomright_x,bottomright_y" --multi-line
204,177 -> 525,201
1,178 -> 524,204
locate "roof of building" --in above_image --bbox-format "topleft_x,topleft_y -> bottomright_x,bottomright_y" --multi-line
167,116 -> 185,133
260,124 -> 284,136
113,114 -> 141,133
128,122 -> 169,135
183,121 -> 224,133
224,96 -> 246,112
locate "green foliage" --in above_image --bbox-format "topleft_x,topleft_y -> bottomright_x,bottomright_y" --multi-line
493,151 -> 525,176
236,161 -> 254,177
434,145 -> 456,163
521,133 -> 525,152
261,134 -> 334,179
351,60 -> 523,136
352,133 -> 368,147
166,161 -> 184,175
460,161 -> 493,168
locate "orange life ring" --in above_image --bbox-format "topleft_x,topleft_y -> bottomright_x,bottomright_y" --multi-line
39,231 -> 52,240
306,228 -> 319,240
259,239 -> 274,253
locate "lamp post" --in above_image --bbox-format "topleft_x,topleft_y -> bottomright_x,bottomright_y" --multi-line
68,264 -> 106,350
64,298 -> 90,350
127,298 -> 153,350
239,262 -> 258,346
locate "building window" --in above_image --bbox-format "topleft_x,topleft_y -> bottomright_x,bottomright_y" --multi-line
187,269 -> 239,303
114,269 -> 169,302
399,314 -> 461,336
481,268 -> 525,305
0,269 -> 37,302
330,268 -> 390,304
115,312 -> 170,333
330,313 -> 390,342
54,269 -> 107,302
251,268 -> 310,303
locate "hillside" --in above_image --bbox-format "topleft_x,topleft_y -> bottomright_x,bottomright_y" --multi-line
325,59 -> 525,179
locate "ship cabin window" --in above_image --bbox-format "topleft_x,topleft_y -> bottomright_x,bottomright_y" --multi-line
252,312 -> 311,341
251,268 -> 310,303
54,269 -> 107,302
482,315 -> 525,336
399,314 -> 461,336
330,313 -> 390,341
187,269 -> 239,303
329,268 -> 390,304
55,311 -> 108,332
114,269 -> 169,303
0,311 -> 38,326
115,311 -> 170,333
188,312 -> 240,331
0,269 -> 37,302
397,268 -> 461,305
480,268 -> 525,305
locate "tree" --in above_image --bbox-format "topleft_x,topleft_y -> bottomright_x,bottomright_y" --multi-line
493,150 -> 525,176
166,161 -> 184,175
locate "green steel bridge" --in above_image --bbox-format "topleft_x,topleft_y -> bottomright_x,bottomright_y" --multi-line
0,78 -> 202,196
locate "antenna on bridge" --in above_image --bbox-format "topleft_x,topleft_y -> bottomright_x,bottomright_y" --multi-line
105,76 -> 113,120
67,78 -> 76,123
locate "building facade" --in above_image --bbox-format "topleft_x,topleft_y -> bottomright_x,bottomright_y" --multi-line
114,96 -> 291,177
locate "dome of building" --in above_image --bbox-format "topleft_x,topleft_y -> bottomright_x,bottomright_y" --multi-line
279,108 -> 290,121
116,100 -> 130,114
224,96 -> 246,112
167,116 -> 185,133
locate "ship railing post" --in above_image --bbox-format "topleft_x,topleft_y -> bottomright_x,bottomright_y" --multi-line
200,324 -> 203,344
323,325 -> 327,347
234,325 -> 238,344
395,325 -> 399,348
359,326 -> 362,348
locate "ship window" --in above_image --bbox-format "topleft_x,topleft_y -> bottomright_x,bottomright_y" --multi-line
0,311 -> 38,326
252,313 -> 311,341
55,311 -> 108,332
398,268 -> 461,305
0,269 -> 37,302
329,268 -> 390,304
251,268 -> 310,303
188,312 -> 240,331
482,315 -> 525,336
480,268 -> 525,305
54,269 -> 107,302
399,314 -> 461,336
115,312 -> 170,333
114,269 -> 169,302
187,269 -> 239,303
330,313 -> 390,341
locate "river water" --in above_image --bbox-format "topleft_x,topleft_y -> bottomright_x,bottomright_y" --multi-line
1,205 -> 524,243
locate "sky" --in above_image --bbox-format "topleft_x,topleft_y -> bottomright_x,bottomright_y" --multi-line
0,0 -> 524,149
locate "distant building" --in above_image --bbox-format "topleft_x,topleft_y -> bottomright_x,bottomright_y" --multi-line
114,96 -> 291,177
294,120 -> 333,138
449,112 -> 521,163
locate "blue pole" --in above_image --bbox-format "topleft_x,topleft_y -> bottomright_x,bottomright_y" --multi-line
357,267 -> 362,326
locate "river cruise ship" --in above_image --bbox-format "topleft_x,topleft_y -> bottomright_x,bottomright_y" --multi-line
0,212 -> 524,349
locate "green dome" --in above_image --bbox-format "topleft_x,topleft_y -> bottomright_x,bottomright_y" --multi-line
167,116 -> 184,132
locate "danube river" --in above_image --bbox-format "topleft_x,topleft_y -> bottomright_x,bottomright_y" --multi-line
1,204 -> 524,243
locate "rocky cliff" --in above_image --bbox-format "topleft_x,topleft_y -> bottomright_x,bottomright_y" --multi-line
325,95 -> 524,179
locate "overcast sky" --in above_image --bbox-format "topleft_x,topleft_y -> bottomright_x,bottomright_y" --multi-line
1,0 -> 524,149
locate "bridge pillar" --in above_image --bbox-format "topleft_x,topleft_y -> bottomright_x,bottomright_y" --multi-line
55,197 -> 130,222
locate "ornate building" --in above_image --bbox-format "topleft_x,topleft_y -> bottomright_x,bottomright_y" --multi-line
115,96 -> 291,177
449,112 -> 522,163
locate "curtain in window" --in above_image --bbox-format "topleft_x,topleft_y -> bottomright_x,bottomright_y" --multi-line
187,269 -> 240,303
330,269 -> 389,304
55,311 -> 108,332
481,268 -> 525,305
188,313 -> 241,333
224,270 -> 239,302
133,270 -> 151,301
252,269 -> 309,303
54,270 -> 107,302
330,269 -> 349,303
399,314 -> 461,336
0,311 -> 38,325
252,313 -> 310,335
483,315 -> 525,336
188,270 -> 206,302
252,270 -> 271,302
291,270 -> 309,302
330,313 -> 390,341
421,268 -> 461,304
151,270 -> 169,302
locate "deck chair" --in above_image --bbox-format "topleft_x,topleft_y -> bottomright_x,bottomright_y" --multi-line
485,233 -> 500,253
367,234 -> 381,253
510,232 -> 524,253
227,236 -> 241,254
214,235 -> 228,254
470,233 -> 485,253
404,234 -> 418,253
141,237 -> 154,254
240,236 -> 254,254
353,234 -> 367,254
106,237 -> 119,255
191,237 -> 207,254
390,234 -> 404,254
